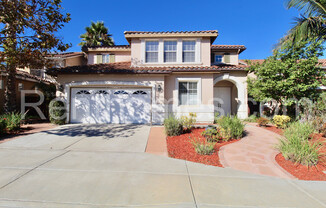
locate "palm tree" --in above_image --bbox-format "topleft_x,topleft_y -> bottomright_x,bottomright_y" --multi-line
79,21 -> 114,49
280,0 -> 326,46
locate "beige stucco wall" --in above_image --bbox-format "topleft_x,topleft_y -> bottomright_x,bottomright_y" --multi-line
201,38 -> 211,66
164,73 -> 214,105
87,51 -> 131,64
65,56 -> 85,67
130,37 -> 212,67
55,70 -> 248,123
164,73 -> 215,122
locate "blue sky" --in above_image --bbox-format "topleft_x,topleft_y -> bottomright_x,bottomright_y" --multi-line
59,0 -> 303,59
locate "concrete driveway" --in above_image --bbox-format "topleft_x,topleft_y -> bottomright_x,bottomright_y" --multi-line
0,124 -> 325,208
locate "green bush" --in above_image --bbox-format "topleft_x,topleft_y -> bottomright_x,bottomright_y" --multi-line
180,113 -> 197,132
164,115 -> 183,136
0,112 -> 23,132
283,122 -> 314,140
311,116 -> 325,133
49,100 -> 66,125
257,117 -> 269,127
244,115 -> 258,122
190,137 -> 215,155
277,122 -> 321,166
273,115 -> 291,129
201,127 -> 220,142
0,118 -> 6,136
216,116 -> 244,140
213,112 -> 220,124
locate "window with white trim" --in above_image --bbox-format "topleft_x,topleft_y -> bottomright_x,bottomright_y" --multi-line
145,41 -> 159,63
215,55 -> 223,63
182,41 -> 196,62
102,54 -> 110,63
164,41 -> 177,62
178,81 -> 198,105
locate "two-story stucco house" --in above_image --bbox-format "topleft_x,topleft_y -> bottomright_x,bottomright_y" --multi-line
48,30 -> 249,124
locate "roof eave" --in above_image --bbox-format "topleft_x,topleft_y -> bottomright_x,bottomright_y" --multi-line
125,32 -> 219,44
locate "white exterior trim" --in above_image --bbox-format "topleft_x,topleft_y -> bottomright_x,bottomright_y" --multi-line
196,38 -> 201,63
140,38 -> 202,65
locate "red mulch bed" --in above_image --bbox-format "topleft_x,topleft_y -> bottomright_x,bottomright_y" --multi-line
166,128 -> 239,167
275,132 -> 326,181
257,123 -> 326,181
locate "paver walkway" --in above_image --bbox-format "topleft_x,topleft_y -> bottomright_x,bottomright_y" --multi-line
145,126 -> 168,156
219,124 -> 295,179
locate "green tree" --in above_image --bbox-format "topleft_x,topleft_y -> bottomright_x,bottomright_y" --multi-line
280,0 -> 326,47
247,39 -> 326,111
79,21 -> 114,49
0,0 -> 71,113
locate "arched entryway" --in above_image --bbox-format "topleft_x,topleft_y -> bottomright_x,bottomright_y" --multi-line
214,80 -> 238,116
213,74 -> 248,119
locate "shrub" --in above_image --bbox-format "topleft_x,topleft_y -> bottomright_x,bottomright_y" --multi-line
244,115 -> 258,122
257,117 -> 269,127
277,122 -> 321,166
190,137 -> 215,155
216,116 -> 244,140
201,127 -> 220,142
214,112 -> 220,124
320,123 -> 326,137
1,113 -> 23,132
273,115 -> 291,129
49,100 -> 66,125
312,116 -> 325,133
283,122 -> 314,140
164,115 -> 183,136
0,118 -> 6,136
180,113 -> 197,132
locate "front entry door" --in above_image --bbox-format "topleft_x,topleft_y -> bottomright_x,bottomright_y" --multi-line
214,87 -> 231,116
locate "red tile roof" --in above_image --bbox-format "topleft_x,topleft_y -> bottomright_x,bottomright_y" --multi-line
318,59 -> 326,67
47,62 -> 247,76
240,59 -> 265,65
0,69 -> 54,84
212,45 -> 246,53
48,52 -> 84,58
87,45 -> 131,49
124,30 -> 218,35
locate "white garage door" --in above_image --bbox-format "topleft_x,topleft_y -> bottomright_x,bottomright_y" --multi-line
70,88 -> 151,124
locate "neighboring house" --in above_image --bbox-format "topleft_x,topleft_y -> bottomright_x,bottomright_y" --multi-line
0,70 -> 51,113
47,52 -> 86,68
0,52 -> 85,114
48,30 -> 249,124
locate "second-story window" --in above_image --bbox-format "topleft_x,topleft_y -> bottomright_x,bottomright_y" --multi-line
215,55 -> 223,63
164,41 -> 177,62
102,54 -> 110,63
182,41 -> 196,62
145,41 -> 159,63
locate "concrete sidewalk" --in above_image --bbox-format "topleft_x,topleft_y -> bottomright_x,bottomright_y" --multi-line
0,124 -> 325,208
